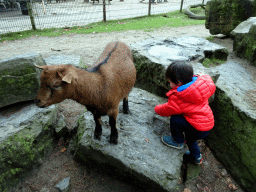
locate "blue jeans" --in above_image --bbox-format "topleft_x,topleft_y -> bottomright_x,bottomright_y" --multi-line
170,115 -> 209,159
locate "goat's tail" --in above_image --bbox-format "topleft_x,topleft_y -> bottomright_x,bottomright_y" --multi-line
87,42 -> 119,73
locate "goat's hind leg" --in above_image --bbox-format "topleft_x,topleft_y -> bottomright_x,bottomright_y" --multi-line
93,113 -> 102,141
123,95 -> 130,114
108,109 -> 118,144
109,116 -> 118,144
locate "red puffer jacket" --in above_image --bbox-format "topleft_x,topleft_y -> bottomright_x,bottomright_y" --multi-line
154,75 -> 216,131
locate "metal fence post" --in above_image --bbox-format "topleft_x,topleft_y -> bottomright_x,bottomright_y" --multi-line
103,0 -> 106,22
148,0 -> 151,16
27,0 -> 36,30
180,0 -> 184,12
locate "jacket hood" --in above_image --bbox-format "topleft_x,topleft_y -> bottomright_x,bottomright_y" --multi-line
166,75 -> 215,105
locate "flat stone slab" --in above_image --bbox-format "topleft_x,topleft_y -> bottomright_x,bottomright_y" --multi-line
131,35 -> 228,67
75,88 -> 184,191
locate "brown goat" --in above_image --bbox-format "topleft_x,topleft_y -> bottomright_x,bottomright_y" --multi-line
35,41 -> 136,144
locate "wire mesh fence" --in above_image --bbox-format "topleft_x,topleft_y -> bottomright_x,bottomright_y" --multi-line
0,0 -> 208,34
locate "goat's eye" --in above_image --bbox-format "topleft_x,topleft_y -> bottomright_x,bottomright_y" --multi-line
51,85 -> 61,90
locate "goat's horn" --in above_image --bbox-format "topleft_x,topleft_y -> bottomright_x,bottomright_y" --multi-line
35,65 -> 46,69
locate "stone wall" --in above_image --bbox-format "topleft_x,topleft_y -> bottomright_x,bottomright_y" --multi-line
208,87 -> 256,191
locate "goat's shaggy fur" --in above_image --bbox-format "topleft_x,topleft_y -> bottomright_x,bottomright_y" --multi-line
35,41 -> 136,144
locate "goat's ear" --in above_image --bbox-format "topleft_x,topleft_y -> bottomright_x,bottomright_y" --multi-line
58,68 -> 78,84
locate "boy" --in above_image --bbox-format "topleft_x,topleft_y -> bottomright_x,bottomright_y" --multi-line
154,61 -> 216,164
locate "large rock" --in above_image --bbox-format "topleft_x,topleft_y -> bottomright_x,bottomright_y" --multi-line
206,62 -> 256,191
205,0 -> 255,35
0,102 -> 58,192
128,36 -> 256,191
0,53 -> 45,108
231,17 -> 256,66
130,36 -> 223,97
74,88 -> 184,192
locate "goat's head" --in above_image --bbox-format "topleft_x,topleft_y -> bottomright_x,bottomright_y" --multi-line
35,64 -> 78,108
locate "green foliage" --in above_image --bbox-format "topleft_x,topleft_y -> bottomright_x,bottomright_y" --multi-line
202,58 -> 226,68
0,10 -> 205,42
206,35 -> 215,41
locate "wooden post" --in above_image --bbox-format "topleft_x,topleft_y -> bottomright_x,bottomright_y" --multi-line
148,0 -> 151,16
27,0 -> 36,30
180,0 -> 184,12
103,0 -> 106,22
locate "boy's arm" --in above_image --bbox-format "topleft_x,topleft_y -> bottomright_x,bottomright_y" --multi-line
154,101 -> 180,117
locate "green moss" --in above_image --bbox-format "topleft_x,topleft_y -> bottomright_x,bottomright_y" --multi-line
186,163 -> 200,183
77,115 -> 87,142
0,129 -> 55,191
189,7 -> 205,16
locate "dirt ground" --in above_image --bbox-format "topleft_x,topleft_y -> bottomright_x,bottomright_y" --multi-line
2,26 -> 249,192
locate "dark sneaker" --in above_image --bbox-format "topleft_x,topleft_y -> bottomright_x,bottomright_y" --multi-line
184,151 -> 203,165
161,135 -> 184,149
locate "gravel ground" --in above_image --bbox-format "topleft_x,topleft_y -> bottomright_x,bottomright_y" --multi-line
1,25 -> 250,192
0,25 -> 211,64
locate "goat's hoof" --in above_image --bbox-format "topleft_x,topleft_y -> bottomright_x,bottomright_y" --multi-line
94,132 -> 102,141
124,110 -> 132,115
109,135 -> 118,144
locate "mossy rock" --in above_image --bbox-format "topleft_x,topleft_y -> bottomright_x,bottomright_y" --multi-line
0,53 -> 46,108
205,0 -> 255,35
233,23 -> 256,66
0,104 -> 58,192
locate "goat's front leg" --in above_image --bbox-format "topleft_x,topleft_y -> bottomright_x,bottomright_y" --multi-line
93,113 -> 102,141
108,109 -> 118,144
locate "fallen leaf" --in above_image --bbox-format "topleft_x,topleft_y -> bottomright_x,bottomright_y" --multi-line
60,147 -> 66,153
227,182 -> 238,191
183,188 -> 191,192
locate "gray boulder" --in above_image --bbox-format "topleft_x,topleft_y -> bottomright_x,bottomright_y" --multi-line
231,17 -> 256,66
0,53 -> 45,108
130,36 -> 223,97
0,102 -> 58,192
74,88 -> 184,192
207,61 -> 256,191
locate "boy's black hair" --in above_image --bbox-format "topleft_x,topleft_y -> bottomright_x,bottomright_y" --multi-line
165,61 -> 193,85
